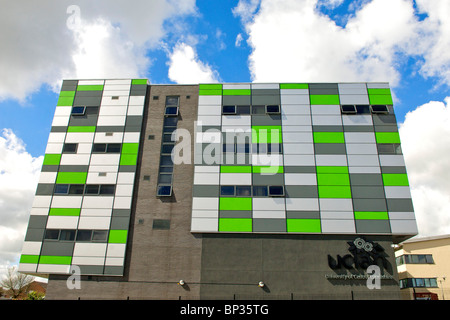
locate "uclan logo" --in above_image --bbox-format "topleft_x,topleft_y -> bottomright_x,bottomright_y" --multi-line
328,238 -> 389,270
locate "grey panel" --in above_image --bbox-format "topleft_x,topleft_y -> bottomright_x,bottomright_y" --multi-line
124,126 -> 142,133
51,126 -> 68,132
314,143 -> 346,154
25,228 -> 45,241
343,125 -> 374,132
372,114 -> 397,126
35,184 -> 55,195
79,265 -> 105,275
58,165 -> 89,172
252,173 -> 284,185
40,241 -> 75,256
193,185 -> 220,197
355,220 -> 391,233
125,116 -> 143,127
353,198 -> 387,212
386,199 -> 414,212
73,96 -> 102,106
252,89 -> 279,95
219,211 -> 252,218
374,125 -> 398,132
103,266 -> 124,276
285,185 -> 318,198
312,125 -> 343,132
130,84 -> 147,92
41,165 -> 59,172
119,165 -> 137,172
253,218 -> 286,232
251,95 -> 280,105
130,90 -> 147,96
349,174 -> 383,186
75,90 -> 103,97
286,211 -> 320,219
251,115 -> 282,126
112,209 -> 131,217
351,186 -> 386,199
223,95 -> 251,105
62,80 -> 78,87
110,217 -> 130,230
381,166 -> 407,174
200,125 -> 221,132
28,216 -> 48,229
339,95 -> 370,105
284,166 -> 316,173
95,126 -> 125,132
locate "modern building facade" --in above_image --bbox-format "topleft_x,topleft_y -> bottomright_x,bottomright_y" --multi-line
395,234 -> 450,300
18,80 -> 418,299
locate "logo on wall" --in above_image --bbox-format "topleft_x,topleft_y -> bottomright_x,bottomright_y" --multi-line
328,237 -> 388,270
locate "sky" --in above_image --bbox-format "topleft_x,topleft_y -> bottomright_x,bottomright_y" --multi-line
0,0 -> 449,280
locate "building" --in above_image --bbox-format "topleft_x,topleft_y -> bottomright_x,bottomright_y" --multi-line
18,80 -> 418,299
395,234 -> 450,300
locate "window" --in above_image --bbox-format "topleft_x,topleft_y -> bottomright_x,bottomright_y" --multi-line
266,105 -> 280,114
157,185 -> 172,197
371,105 -> 389,114
63,143 -> 78,153
76,230 -> 92,241
71,106 -> 86,116
397,254 -> 434,265
268,185 -> 285,196
222,105 -> 236,115
236,105 -> 251,115
54,184 -> 70,194
99,185 -> 115,195
92,230 -> 108,241
68,184 -> 84,195
166,96 -> 179,107
60,229 -> 76,241
341,105 -> 357,114
44,229 -> 60,240
253,186 -> 268,197
236,186 -> 251,197
400,278 -> 438,289
251,105 -> 266,114
377,144 -> 402,155
152,219 -> 170,230
165,106 -> 179,116
220,186 -> 235,196
92,143 -> 121,153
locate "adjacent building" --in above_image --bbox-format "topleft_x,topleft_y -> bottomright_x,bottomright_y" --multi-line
18,80 -> 418,299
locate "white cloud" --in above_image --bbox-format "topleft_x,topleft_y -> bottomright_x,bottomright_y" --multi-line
399,97 -> 450,236
235,33 -> 244,47
0,129 -> 43,276
167,42 -> 220,84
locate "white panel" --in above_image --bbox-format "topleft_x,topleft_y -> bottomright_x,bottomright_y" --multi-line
285,198 -> 319,211
347,155 -> 380,167
103,84 -> 131,91
45,143 -> 64,154
72,257 -> 105,265
48,132 -> 66,143
311,105 -> 341,115
283,132 -> 313,143
281,115 -> 311,126
191,218 -> 218,232
390,220 -> 418,235
96,115 -> 126,126
197,115 -> 221,126
252,198 -> 286,211
345,144 -> 377,155
117,172 -> 135,184
37,264 -> 70,274
315,155 -> 348,166
65,132 -> 94,143
32,196 -> 52,208
21,241 -> 42,255
344,132 -> 376,143
348,166 -> 381,174
284,173 -> 317,185
94,132 -> 124,143
105,257 -> 124,266
101,95 -> 129,106
76,143 -> 94,154
51,196 -> 83,208
127,105 -> 144,116
223,83 -> 250,90
80,208 -> 112,217
222,115 -> 251,126
113,196 -> 132,209
280,95 -> 310,104
388,212 -> 415,220
54,106 -> 72,117
198,105 -> 222,116
284,154 -> 316,166
106,243 -> 126,257
283,143 -> 314,154
52,116 -> 70,127
60,154 -> 91,165
194,172 -> 220,185
123,132 -> 140,143
319,199 -> 353,211
282,125 -> 312,132
321,220 -> 356,233
280,89 -> 309,95
82,196 -> 114,209
220,173 -> 252,185
30,207 -> 49,216
192,197 -> 219,210
89,165 -> 118,173
195,165 -> 220,173
379,155 -> 405,166
251,83 -> 279,89
38,172 -> 57,184
338,83 -> 367,94
89,154 -> 121,166
102,90 -> 130,97
252,211 -> 285,219
191,210 -> 219,218
251,154 -> 283,167
320,211 -> 354,219
78,80 -> 104,85
196,132 -> 221,143
46,216 -> 79,229
311,115 -> 342,126
115,184 -> 134,197
18,264 -> 37,273
384,186 -> 412,199
73,243 -> 108,257
105,79 -> 131,85
86,171 -> 118,184
281,104 -> 311,115
339,95 -> 370,105
342,115 -> 373,126
78,217 -> 111,229
128,96 -> 145,105
198,95 -> 222,106
99,106 -> 127,116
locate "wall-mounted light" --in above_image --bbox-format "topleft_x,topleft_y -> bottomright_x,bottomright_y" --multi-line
258,281 -> 265,288
178,280 -> 185,286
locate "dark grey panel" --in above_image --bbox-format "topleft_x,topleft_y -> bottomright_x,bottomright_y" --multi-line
40,241 -> 74,256
219,211 -> 252,218
251,89 -> 279,96
193,185 -> 220,197
372,114 -> 397,126
35,184 -> 55,195
349,174 -> 383,186
130,90 -> 147,96
112,209 -> 131,217
200,126 -> 221,132
343,125 -> 374,132
119,165 -> 137,172
58,165 -> 89,172
110,217 -> 130,230
75,90 -> 103,97
284,166 -> 316,173
309,88 -> 339,95
253,219 -> 286,232
41,165 -> 59,172
103,266 -> 124,276
73,96 -> 102,106
95,126 -> 125,132
351,186 -> 386,199
62,80 -> 78,87
251,95 -> 280,105
28,216 -> 48,229
386,199 -> 414,212
312,125 -> 343,132
381,166 -> 407,174
125,116 -> 143,127
374,125 -> 398,132
286,211 -> 320,219
285,185 -> 318,198
124,125 -> 142,133
78,265 -> 105,275
353,198 -> 387,212
222,95 -> 251,105
51,126 -> 68,132
314,143 -> 347,154
252,173 -> 284,185
251,115 -> 282,126
355,220 -> 391,233
25,228 -> 45,241
130,84 -> 147,92
68,108 -> 99,126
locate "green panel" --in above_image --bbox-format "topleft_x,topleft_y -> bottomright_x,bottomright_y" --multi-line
76,85 -> 104,91
310,95 -> 340,105
280,83 -> 309,89
316,166 -> 349,174
318,186 -> 352,198
48,208 -> 81,216
39,256 -> 72,265
121,143 -> 139,154
375,132 -> 400,144
199,84 -> 222,90
219,197 -> 252,211
317,173 -> 350,186
382,173 -> 409,186
286,219 -> 321,233
369,95 -> 393,105
252,126 -> 282,143
59,91 -> 76,97
223,89 -> 251,96
43,154 -> 61,166
367,88 -> 391,95
313,132 -> 345,143
220,165 -> 252,173
199,89 -> 222,95
56,96 -> 75,107
219,218 -> 252,232
67,126 -> 96,133
56,172 -> 87,184
132,79 -> 148,85
354,211 -> 389,220
120,154 -> 138,166
20,255 -> 40,264
108,230 -> 128,243
252,166 -> 284,174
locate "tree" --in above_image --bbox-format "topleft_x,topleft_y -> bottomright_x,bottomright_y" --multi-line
0,266 -> 34,299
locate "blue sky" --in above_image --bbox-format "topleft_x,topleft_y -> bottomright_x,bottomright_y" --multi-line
0,0 -> 450,277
